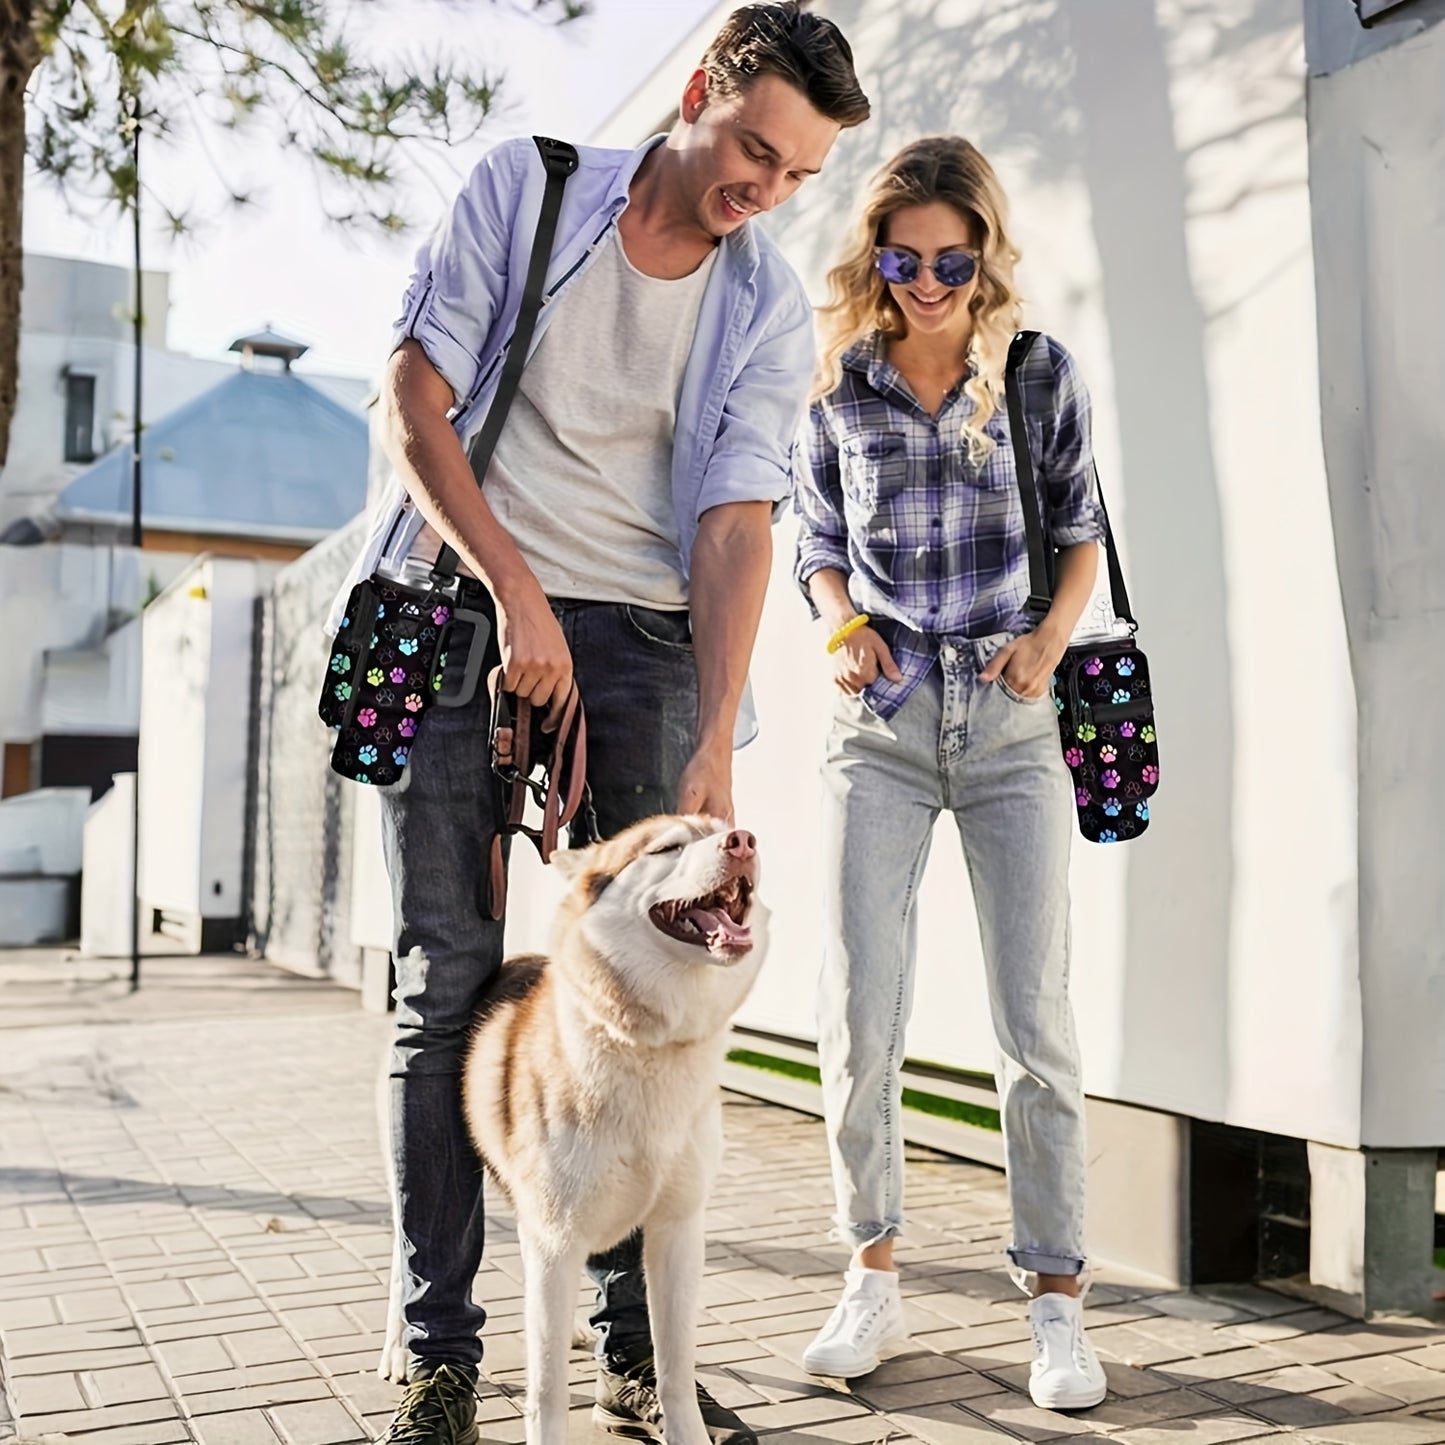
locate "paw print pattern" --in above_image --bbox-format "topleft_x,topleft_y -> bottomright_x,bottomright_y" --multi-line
1064,747 -> 1084,768
1116,656 -> 1136,676
333,681 -> 352,703
390,667 -> 406,684
1142,764 -> 1159,785
398,638 -> 419,657
398,717 -> 417,738
1076,787 -> 1092,808
1136,801 -> 1150,821
432,605 -> 450,626
1084,657 -> 1104,676
1112,689 -> 1132,704
330,654 -> 350,674
367,668 -> 384,686
357,744 -> 378,766
404,693 -> 424,713
1119,721 -> 1136,738
1141,725 -> 1156,743
1098,745 -> 1117,764
1099,829 -> 1119,843
1103,798 -> 1122,817
392,747 -> 409,767
357,708 -> 377,728
1101,769 -> 1121,790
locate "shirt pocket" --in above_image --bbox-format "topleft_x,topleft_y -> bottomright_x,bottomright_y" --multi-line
839,431 -> 909,509
962,408 -> 1024,492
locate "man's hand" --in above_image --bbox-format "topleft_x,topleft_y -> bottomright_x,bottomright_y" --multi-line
494,581 -> 574,728
978,626 -> 1068,699
832,625 -> 903,696
676,741 -> 734,823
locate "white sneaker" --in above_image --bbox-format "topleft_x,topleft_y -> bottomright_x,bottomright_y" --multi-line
802,1268 -> 907,1377
1028,1292 -> 1107,1410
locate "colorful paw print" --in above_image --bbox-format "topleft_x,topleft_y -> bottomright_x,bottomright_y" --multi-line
392,747 -> 409,767
354,773 -> 370,784
1064,747 -> 1084,768
390,667 -> 406,684
1054,694 -> 1065,714
340,616 -> 350,629
1142,764 -> 1159,785
1099,829 -> 1119,843
1076,787 -> 1092,808
398,638 -> 419,656
432,605 -> 450,626
1113,689 -> 1132,704
357,744 -> 378,766
1119,721 -> 1136,738
404,693 -> 424,713
1141,725 -> 1156,743
433,674 -> 444,692
1078,723 -> 1097,742
357,708 -> 377,728
1098,745 -> 1117,764
329,653 -> 349,674
1116,657 -> 1136,676
1136,801 -> 1150,821
369,633 -> 379,648
367,667 -> 384,686
1102,798 -> 1122,817
1084,657 -> 1104,676
1101,769 -> 1121,789
398,717 -> 417,738
375,688 -> 395,706
333,681 -> 352,702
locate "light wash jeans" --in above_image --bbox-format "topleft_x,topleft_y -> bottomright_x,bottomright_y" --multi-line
817,633 -> 1087,1278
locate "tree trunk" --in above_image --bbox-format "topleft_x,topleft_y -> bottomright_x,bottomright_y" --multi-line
0,2 -> 39,474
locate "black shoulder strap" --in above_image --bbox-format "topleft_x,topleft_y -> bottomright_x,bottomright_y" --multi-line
431,135 -> 580,584
1003,329 -> 1136,629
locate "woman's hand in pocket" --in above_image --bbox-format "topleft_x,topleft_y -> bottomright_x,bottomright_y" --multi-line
979,628 -> 1066,699
833,626 -> 903,696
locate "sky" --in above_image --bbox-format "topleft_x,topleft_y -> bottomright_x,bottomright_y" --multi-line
21,0 -> 718,385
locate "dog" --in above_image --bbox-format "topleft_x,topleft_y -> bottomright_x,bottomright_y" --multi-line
380,813 -> 767,1445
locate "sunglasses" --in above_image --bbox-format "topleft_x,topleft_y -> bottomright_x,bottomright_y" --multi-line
874,246 -> 978,289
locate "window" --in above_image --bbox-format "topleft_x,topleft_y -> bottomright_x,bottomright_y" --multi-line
63,372 -> 97,463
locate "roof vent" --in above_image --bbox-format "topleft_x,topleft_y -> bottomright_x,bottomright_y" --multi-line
229,325 -> 310,372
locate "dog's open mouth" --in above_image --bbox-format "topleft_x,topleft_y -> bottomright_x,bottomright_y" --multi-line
650,876 -> 754,956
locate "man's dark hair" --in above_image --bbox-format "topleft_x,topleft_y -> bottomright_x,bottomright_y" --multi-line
700,3 -> 870,129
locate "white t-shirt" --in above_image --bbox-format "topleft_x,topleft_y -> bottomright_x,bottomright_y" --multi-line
408,228 -> 716,608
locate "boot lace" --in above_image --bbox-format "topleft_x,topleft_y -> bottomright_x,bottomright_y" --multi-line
381,1363 -> 479,1443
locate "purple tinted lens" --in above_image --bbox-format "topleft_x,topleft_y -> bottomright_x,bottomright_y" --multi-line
934,252 -> 977,287
876,248 -> 920,285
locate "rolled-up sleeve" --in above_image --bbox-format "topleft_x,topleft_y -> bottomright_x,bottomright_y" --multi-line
390,140 -> 521,407
1041,341 -> 1106,548
695,289 -> 815,516
793,401 -> 851,615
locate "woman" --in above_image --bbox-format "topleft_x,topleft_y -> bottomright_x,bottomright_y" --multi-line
794,136 -> 1107,1410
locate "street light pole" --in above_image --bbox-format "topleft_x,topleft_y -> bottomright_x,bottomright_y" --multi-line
129,95 -> 143,993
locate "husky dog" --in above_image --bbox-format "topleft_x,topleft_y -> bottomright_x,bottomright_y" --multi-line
382,814 -> 766,1445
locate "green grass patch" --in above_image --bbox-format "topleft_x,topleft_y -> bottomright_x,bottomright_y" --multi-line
726,1050 -> 1002,1133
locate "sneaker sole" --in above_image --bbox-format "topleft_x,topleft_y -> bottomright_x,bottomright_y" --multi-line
801,1327 -> 909,1379
1029,1380 -> 1107,1412
593,1404 -> 664,1440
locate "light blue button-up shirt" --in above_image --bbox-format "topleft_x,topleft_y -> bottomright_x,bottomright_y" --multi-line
330,134 -> 816,678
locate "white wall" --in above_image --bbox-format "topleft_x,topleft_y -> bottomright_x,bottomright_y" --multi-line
587,0 -> 1368,1147
138,556 -> 257,924
1308,14 -> 1445,1147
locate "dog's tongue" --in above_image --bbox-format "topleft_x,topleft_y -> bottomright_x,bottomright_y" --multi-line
685,906 -> 752,953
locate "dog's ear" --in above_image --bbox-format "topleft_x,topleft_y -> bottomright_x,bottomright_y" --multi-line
553,846 -> 615,905
551,847 -> 590,881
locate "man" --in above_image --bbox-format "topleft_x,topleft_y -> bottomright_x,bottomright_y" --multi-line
333,7 -> 870,1442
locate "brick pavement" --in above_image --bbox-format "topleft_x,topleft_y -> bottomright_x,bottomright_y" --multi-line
2,950 -> 1444,1444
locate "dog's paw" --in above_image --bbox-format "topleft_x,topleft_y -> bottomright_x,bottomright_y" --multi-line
377,1339 -> 410,1385
571,1321 -> 597,1352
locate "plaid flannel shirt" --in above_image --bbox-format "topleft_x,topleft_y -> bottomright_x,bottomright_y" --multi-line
794,331 -> 1105,718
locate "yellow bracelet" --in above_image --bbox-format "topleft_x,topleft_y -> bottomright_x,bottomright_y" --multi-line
826,613 -> 870,654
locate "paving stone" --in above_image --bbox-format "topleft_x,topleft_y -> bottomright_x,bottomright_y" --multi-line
155,1334 -> 238,1376
268,1397 -> 368,1444
192,1406 -> 284,1443
1295,1416 -> 1445,1443
884,1402 -> 1020,1443
1112,1415 -> 1283,1444
60,1420 -> 194,1443
11,1369 -> 89,1415
82,1360 -> 172,1406
1331,1354 -> 1445,1405
9,1344 -> 153,1374
0,1295 -> 60,1329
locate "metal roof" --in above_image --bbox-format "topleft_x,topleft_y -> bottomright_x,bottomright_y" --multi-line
54,368 -> 368,539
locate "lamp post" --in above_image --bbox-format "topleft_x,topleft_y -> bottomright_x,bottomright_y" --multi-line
128,89 -> 143,993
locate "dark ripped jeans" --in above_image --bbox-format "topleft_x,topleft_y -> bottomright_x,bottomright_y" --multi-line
379,583 -> 699,1372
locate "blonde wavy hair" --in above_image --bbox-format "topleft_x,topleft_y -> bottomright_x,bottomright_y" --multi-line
813,136 -> 1022,463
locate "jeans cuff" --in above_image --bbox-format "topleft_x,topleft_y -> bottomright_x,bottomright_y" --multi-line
833,1218 -> 902,1251
1008,1247 -> 1086,1277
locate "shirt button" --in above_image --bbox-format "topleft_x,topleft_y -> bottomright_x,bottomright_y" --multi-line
942,645 -> 957,662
